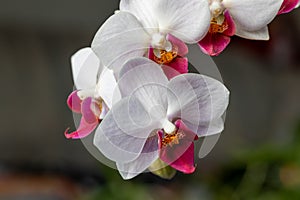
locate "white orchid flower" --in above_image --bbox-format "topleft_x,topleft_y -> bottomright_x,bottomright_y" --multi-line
91,0 -> 210,75
93,58 -> 229,179
65,47 -> 120,139
206,0 -> 283,40
198,0 -> 284,56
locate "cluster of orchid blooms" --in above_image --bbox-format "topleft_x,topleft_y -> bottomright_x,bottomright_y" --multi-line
65,0 -> 299,179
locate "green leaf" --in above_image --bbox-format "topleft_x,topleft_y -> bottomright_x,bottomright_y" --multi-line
148,159 -> 176,180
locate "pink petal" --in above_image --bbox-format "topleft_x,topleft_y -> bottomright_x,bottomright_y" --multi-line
169,57 -> 188,74
278,0 -> 299,14
168,141 -> 196,174
198,32 -> 231,56
161,65 -> 181,80
64,117 -> 99,139
162,57 -> 188,80
158,120 -> 197,174
223,11 -> 236,37
148,47 -> 155,60
81,97 -> 99,124
67,90 -> 82,113
167,34 -> 189,57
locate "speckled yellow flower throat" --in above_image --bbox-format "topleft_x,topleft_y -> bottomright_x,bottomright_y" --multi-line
161,129 -> 185,147
153,49 -> 178,64
209,18 -> 228,34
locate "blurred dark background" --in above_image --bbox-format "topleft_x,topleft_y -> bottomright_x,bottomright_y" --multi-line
0,1 -> 299,199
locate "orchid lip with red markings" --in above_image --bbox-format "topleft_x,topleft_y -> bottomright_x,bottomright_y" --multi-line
158,120 -> 199,174
198,11 -> 235,56
64,91 -> 103,139
64,117 -> 99,139
149,34 -> 189,79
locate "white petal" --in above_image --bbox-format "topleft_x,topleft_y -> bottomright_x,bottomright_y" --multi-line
96,67 -> 121,109
118,57 -> 155,78
91,12 -> 151,75
223,0 -> 283,31
198,133 -> 221,158
118,58 -> 169,117
120,0 -> 159,32
94,97 -> 157,163
116,134 -> 159,180
120,0 -> 211,43
167,74 -> 230,136
155,0 -> 211,43
71,47 -> 101,89
71,47 -> 91,83
235,26 -> 270,40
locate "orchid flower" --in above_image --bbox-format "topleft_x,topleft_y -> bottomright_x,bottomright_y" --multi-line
199,0 -> 283,56
65,48 -> 119,139
91,0 -> 210,76
278,0 -> 300,14
93,58 -> 229,179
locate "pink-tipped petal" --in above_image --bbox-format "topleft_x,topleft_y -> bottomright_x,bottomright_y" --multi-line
158,120 -> 197,174
174,120 -> 198,141
67,90 -> 82,113
167,34 -> 189,57
81,97 -> 99,124
278,0 -> 300,14
162,65 -> 181,80
168,140 -> 196,174
168,57 -> 188,74
64,117 -> 99,139
162,57 -> 188,80
223,11 -> 236,37
198,32 -> 231,56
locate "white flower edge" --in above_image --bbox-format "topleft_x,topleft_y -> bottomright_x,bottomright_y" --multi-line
71,47 -> 121,109
223,0 -> 283,40
71,47 -> 100,90
120,0 -> 211,43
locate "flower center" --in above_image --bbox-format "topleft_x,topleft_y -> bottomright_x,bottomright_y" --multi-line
153,48 -> 178,64
161,129 -> 185,147
209,15 -> 228,34
151,33 -> 168,49
97,100 -> 103,113
209,0 -> 225,18
162,119 -> 176,134
91,99 -> 103,119
151,33 -> 179,64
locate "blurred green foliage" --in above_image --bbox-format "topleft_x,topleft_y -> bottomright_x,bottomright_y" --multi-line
212,121 -> 300,200
83,182 -> 152,200
81,121 -> 300,200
